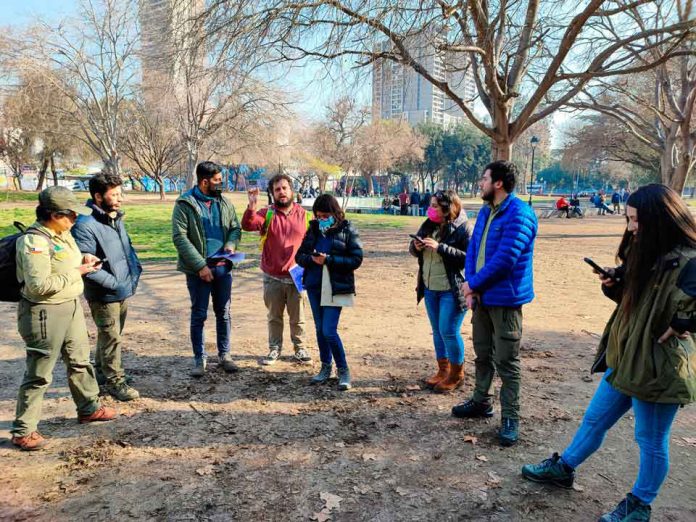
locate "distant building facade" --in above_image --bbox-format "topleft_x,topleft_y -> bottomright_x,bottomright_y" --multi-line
372,32 -> 476,128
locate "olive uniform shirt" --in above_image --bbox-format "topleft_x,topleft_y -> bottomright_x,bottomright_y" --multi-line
16,222 -> 84,304
476,202 -> 501,272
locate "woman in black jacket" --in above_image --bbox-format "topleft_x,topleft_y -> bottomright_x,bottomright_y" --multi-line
295,194 -> 363,390
409,190 -> 472,393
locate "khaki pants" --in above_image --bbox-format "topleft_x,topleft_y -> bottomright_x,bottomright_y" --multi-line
12,298 -> 100,436
88,300 -> 128,385
471,305 -> 523,420
263,274 -> 306,352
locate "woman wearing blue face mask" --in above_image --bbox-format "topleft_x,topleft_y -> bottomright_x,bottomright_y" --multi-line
295,194 -> 363,390
409,190 -> 472,393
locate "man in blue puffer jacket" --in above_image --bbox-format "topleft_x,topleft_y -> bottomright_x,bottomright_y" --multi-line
72,173 -> 142,402
452,161 -> 538,447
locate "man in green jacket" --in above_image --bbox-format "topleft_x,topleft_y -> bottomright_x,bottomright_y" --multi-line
172,162 -> 241,376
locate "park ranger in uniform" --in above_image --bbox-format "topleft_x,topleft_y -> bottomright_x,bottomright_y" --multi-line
11,186 -> 117,451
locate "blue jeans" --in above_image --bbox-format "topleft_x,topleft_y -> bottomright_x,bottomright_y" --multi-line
423,288 -> 466,364
561,370 -> 679,504
306,288 -> 346,368
185,265 -> 232,360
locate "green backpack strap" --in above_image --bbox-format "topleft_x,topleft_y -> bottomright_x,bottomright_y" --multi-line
259,209 -> 274,251
259,207 -> 310,251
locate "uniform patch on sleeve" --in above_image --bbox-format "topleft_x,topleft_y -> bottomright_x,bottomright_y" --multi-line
28,246 -> 45,254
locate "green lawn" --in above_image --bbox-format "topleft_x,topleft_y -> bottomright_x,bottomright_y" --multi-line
0,196 -> 416,262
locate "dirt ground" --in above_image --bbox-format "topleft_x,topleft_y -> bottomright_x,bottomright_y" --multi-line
1,214 -> 695,522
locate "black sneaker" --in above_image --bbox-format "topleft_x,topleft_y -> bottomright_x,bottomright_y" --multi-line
220,353 -> 240,373
451,399 -> 494,419
599,493 -> 651,522
521,452 -> 575,489
499,417 -> 519,447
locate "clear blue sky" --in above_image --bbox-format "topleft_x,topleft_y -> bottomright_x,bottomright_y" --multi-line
0,0 -> 77,26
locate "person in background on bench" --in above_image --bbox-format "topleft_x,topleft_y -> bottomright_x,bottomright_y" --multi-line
555,195 -> 571,218
596,192 -> 614,215
569,194 -> 583,218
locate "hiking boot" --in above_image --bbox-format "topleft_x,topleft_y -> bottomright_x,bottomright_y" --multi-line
105,381 -> 140,401
11,431 -> 47,451
79,406 -> 117,424
521,452 -> 575,489
293,348 -> 312,364
220,353 -> 239,373
190,358 -> 207,377
311,363 -> 333,384
337,367 -> 351,391
599,493 -> 651,522
261,348 -> 280,366
434,363 -> 464,393
424,358 -> 449,388
499,417 -> 519,447
96,366 -> 133,386
451,399 -> 494,419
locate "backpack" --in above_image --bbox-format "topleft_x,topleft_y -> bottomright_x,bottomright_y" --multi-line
259,208 -> 311,251
0,222 -> 54,302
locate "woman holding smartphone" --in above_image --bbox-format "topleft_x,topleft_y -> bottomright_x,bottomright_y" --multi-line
409,190 -> 472,393
295,194 -> 363,390
522,184 -> 696,522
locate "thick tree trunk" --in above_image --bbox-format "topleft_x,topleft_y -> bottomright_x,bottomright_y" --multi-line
491,139 -> 513,161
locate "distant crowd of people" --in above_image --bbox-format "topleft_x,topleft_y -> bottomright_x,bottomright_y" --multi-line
5,160 -> 695,522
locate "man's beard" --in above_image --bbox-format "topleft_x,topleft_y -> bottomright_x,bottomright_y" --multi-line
275,195 -> 292,208
481,186 -> 494,202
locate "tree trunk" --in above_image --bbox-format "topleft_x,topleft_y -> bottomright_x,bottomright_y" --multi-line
50,155 -> 58,186
156,176 -> 166,201
36,155 -> 50,192
185,146 -> 198,189
491,139 -> 513,161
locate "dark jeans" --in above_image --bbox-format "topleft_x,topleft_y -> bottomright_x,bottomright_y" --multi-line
306,288 -> 346,368
185,265 -> 232,360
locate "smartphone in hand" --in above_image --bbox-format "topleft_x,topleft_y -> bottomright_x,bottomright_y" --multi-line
583,257 -> 613,279
409,234 -> 424,243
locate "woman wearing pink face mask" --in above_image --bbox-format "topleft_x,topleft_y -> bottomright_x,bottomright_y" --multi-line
409,190 -> 472,393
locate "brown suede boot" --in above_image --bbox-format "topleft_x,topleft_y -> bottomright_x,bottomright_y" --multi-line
425,358 -> 450,388
434,363 -> 464,393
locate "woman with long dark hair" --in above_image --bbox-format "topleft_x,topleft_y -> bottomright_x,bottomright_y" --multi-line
522,184 -> 696,521
295,194 -> 363,390
409,190 -> 472,393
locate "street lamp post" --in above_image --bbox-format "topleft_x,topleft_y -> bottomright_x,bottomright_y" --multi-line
528,135 -> 540,206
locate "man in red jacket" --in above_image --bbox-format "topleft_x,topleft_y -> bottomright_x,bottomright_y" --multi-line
242,174 -> 312,366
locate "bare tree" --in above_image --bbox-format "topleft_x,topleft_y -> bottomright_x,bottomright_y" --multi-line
233,0 -> 695,161
567,0 -> 695,191
158,1 -> 287,188
121,93 -> 186,200
21,0 -> 140,177
354,118 -> 425,194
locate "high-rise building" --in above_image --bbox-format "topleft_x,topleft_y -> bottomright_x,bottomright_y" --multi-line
139,0 -> 204,98
372,33 -> 476,128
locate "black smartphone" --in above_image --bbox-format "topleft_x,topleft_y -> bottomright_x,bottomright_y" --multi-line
409,234 -> 424,243
583,257 -> 613,279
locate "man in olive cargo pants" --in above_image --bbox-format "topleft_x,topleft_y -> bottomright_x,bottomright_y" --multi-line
454,161 -> 538,447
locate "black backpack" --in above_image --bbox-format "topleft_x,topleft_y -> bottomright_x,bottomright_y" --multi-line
0,222 -> 53,302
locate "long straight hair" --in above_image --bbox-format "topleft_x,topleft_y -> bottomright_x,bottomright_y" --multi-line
618,184 -> 696,312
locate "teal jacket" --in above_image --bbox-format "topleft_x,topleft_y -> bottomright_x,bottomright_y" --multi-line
172,189 -> 241,275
